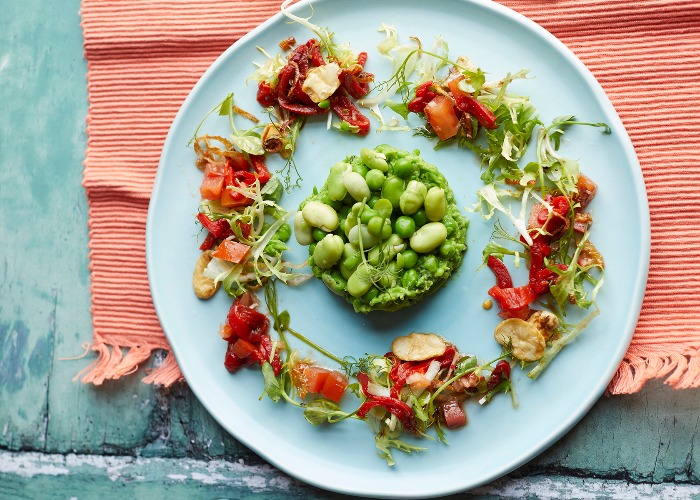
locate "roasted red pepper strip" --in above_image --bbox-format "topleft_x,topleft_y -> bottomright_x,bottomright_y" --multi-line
277,65 -> 328,115
199,232 -> 217,251
488,285 -> 539,313
486,360 -> 511,390
447,77 -> 497,129
196,213 -> 233,239
357,51 -> 368,68
341,72 -> 370,99
256,81 -> 277,108
407,81 -> 437,113
329,94 -> 370,135
356,372 -> 417,434
487,256 -> 514,289
250,155 -> 271,185
307,39 -> 324,67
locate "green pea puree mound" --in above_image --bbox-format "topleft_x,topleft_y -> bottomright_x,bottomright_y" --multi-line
296,144 -> 468,313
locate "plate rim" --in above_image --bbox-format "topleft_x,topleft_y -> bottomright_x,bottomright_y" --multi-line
146,0 -> 651,496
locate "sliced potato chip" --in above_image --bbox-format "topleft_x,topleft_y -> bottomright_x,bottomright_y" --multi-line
392,333 -> 447,362
494,318 -> 545,362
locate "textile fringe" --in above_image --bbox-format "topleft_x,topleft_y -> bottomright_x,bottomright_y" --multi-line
74,341 -> 182,386
608,346 -> 700,395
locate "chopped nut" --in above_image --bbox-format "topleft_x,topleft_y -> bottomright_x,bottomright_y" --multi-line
392,333 -> 447,362
193,250 -> 219,299
482,299 -> 493,310
494,318 -> 545,362
278,36 -> 296,51
578,240 -> 605,268
527,310 -> 559,340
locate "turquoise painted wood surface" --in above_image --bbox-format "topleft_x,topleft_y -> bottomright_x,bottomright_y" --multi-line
2,1 -> 700,498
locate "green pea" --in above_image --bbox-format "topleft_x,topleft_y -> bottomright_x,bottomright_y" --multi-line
327,162 -> 349,201
423,255 -> 438,274
308,242 -> 317,256
439,240 -> 456,257
274,223 -> 291,242
322,271 -> 347,296
400,249 -> 418,269
368,194 -> 380,208
373,198 -> 393,219
365,169 -> 386,191
392,156 -> 418,178
410,221 -> 448,253
412,209 -> 428,228
318,99 -> 331,109
360,148 -> 389,172
338,205 -> 351,219
313,234 -> 345,269
394,216 -> 416,238
399,180 -> 427,215
312,228 -> 327,242
347,263 -> 373,297
342,251 -> 361,271
402,268 -> 419,288
424,187 -> 447,222
360,208 -> 379,225
367,216 -> 392,239
381,176 -> 405,209
361,286 -> 380,304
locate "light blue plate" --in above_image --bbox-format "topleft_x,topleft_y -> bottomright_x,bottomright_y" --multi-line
147,0 -> 650,496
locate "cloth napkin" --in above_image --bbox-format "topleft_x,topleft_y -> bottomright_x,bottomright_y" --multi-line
79,0 -> 700,393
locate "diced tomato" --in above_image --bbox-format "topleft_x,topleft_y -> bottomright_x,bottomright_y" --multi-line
224,343 -> 243,373
424,95 -> 460,141
227,300 -> 269,342
573,173 -> 597,209
320,370 -> 348,403
231,338 -> 257,360
200,175 -> 224,200
212,240 -> 250,264
304,366 -> 331,394
498,306 -> 531,320
220,187 -> 253,208
227,153 -> 250,172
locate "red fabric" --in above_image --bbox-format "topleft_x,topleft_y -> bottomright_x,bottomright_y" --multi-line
80,0 -> 700,393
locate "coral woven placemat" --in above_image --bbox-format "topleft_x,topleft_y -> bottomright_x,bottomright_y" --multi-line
79,0 -> 700,393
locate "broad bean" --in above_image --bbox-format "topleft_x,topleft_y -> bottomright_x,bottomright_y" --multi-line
275,223 -> 292,242
327,162 -> 349,201
322,271 -> 347,296
423,255 -> 439,274
294,212 -> 314,245
361,286 -> 380,304
360,207 -> 379,225
402,268 -> 419,288
347,263 -> 373,297
399,180 -> 427,215
409,222 -> 447,253
367,216 -> 392,239
302,201 -> 339,232
424,187 -> 446,222
348,224 -> 379,248
373,198 -> 393,219
313,234 -> 344,269
360,148 -> 389,172
343,170 -> 371,202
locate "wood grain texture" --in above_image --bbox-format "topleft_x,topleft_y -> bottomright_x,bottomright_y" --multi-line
2,0 -> 700,496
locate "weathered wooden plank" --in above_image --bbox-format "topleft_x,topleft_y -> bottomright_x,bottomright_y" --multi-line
3,450 -> 700,499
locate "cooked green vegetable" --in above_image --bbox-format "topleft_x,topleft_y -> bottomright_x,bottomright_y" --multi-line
298,145 -> 468,312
